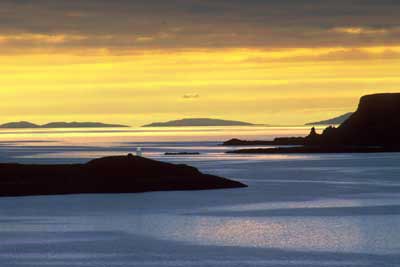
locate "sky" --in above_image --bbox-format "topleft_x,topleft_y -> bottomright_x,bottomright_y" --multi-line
1,0 -> 400,126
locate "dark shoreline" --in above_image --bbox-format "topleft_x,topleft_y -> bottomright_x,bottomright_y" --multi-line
222,137 -> 305,146
227,146 -> 400,154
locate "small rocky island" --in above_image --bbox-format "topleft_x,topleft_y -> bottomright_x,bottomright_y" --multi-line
0,155 -> 246,197
227,93 -> 400,154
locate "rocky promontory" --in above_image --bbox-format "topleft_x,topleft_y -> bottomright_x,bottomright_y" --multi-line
305,93 -> 400,147
0,155 -> 246,197
227,93 -> 400,154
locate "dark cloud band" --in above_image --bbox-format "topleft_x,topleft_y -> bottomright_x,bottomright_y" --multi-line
0,0 -> 399,51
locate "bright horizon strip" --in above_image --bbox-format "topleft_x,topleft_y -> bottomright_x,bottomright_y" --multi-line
0,45 -> 399,126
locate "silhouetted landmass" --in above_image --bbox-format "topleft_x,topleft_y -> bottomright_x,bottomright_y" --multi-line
223,137 -> 305,146
305,112 -> 353,125
0,155 -> 246,197
164,152 -> 201,155
143,118 -> 256,127
41,122 -> 129,128
227,93 -> 400,154
0,121 -> 40,128
306,93 -> 400,147
227,146 -> 398,154
0,121 -> 129,129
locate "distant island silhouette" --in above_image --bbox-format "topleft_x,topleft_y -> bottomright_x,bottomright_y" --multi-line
0,121 -> 129,129
143,118 -> 256,127
305,112 -> 353,126
226,93 -> 400,154
0,155 -> 246,197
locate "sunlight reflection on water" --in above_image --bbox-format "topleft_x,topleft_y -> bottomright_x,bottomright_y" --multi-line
17,151 -> 315,162
0,126 -> 319,143
86,212 -> 400,254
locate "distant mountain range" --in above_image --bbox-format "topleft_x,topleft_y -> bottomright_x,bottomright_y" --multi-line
305,112 -> 353,125
0,121 -> 129,129
143,118 -> 256,127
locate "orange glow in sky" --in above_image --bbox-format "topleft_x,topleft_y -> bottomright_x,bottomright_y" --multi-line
1,1 -> 399,126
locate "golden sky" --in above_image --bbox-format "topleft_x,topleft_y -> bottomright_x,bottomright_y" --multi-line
1,1 -> 399,126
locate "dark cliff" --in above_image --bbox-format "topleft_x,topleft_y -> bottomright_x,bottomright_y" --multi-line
308,93 -> 400,147
227,93 -> 400,154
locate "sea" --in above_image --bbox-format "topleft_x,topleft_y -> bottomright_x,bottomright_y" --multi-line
0,126 -> 399,267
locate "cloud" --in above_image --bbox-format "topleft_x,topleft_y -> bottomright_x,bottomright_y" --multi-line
0,1 -> 399,53
0,33 -> 88,44
183,93 -> 200,99
332,27 -> 389,35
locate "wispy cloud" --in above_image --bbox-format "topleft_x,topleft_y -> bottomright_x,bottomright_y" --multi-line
332,27 -> 389,35
0,33 -> 88,44
183,93 -> 200,99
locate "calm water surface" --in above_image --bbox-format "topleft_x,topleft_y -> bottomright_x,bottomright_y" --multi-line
0,126 -> 399,267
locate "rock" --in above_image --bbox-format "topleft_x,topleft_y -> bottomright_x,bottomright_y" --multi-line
0,155 -> 246,197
